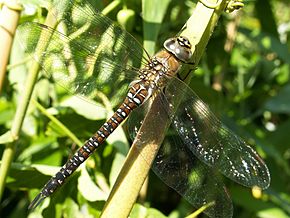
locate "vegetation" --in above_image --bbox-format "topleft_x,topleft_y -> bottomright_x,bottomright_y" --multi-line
0,0 -> 289,217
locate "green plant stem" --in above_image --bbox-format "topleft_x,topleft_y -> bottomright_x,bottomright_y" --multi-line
0,0 -> 21,93
101,0 -> 121,16
0,9 -> 58,200
32,99 -> 83,147
100,0 -> 230,217
6,56 -> 32,71
185,201 -> 216,218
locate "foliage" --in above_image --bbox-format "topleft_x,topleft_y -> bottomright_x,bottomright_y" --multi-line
0,0 -> 290,217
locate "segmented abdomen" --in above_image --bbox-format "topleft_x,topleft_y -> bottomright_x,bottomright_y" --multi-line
29,82 -> 149,209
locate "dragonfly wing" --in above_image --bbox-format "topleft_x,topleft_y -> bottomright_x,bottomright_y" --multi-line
52,0 -> 149,66
128,94 -> 233,218
126,98 -> 151,141
17,0 -> 148,105
153,130 -> 233,218
163,77 -> 270,189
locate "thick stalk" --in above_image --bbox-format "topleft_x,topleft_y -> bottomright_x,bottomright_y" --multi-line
100,0 -> 230,217
0,1 -> 21,93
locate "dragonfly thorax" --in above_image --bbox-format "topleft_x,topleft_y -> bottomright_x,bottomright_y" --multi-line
139,57 -> 170,91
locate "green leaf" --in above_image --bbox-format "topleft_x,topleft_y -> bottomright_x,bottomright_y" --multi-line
142,0 -> 171,55
62,198 -> 82,218
130,204 -> 166,218
78,167 -> 107,202
0,98 -> 15,124
61,96 -> 107,120
257,207 -> 290,218
109,153 -> 126,186
264,84 -> 290,113
4,162 -> 57,189
0,131 -> 14,144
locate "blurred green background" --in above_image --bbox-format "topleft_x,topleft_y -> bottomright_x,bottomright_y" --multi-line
0,0 -> 290,217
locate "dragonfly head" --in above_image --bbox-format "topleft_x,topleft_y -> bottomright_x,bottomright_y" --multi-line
164,36 -> 193,63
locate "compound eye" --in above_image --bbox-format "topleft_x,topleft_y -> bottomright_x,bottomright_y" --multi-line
163,36 -> 193,63
177,36 -> 191,49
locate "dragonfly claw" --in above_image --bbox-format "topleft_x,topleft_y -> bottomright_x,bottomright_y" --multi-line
28,192 -> 46,211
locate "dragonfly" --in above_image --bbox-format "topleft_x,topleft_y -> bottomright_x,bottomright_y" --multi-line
18,0 -> 270,217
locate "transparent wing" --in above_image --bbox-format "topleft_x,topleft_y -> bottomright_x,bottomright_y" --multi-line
154,131 -> 233,218
128,95 -> 233,218
17,0 -> 148,104
164,77 -> 270,189
126,98 -> 150,140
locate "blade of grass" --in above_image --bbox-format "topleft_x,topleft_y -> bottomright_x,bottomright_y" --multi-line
142,0 -> 171,55
0,0 -> 22,93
